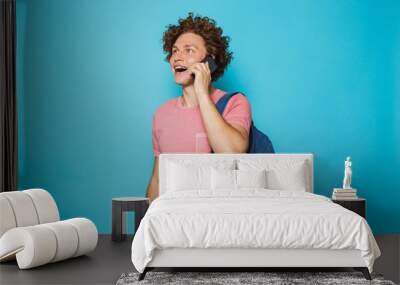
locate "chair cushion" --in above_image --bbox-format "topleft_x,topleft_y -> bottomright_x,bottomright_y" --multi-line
0,218 -> 97,269
0,191 -> 39,228
0,196 -> 17,237
0,189 -> 60,238
23,189 -> 60,224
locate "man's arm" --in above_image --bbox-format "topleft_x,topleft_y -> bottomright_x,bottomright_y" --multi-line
198,95 -> 249,153
146,157 -> 159,203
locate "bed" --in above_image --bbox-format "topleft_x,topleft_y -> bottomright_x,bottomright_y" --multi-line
131,153 -> 381,281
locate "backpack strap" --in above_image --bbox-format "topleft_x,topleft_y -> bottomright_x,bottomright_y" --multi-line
215,91 -> 244,115
211,91 -> 248,154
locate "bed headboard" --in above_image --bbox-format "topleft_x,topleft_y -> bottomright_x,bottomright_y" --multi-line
158,153 -> 314,195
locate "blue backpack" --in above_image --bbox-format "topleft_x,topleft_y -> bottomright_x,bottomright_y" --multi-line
214,92 -> 275,153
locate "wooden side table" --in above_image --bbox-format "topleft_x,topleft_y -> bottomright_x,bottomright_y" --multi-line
332,198 -> 366,219
112,197 -> 149,242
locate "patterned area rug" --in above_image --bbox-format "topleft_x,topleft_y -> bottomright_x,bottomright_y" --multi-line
116,271 -> 396,285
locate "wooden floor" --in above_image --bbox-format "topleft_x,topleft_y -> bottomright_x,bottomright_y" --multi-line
0,235 -> 134,285
0,234 -> 399,285
374,234 -> 400,284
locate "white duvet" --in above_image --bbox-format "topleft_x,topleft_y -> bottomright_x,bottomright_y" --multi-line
131,189 -> 380,273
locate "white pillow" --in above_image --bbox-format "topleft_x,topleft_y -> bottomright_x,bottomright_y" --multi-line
211,168 -> 268,190
211,168 -> 236,190
166,159 -> 235,192
237,159 -> 309,191
266,165 -> 307,191
236,169 -> 267,188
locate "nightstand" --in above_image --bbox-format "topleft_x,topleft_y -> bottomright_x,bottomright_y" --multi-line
112,197 -> 149,242
332,198 -> 366,219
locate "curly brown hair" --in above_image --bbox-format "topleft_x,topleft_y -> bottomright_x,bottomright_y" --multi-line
162,12 -> 233,82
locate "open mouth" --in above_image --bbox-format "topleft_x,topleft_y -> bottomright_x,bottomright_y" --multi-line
175,67 -> 188,73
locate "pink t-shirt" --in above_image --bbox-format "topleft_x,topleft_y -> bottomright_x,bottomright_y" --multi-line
152,88 -> 252,157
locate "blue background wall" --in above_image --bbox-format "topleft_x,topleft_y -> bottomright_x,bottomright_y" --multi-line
16,0 -> 400,234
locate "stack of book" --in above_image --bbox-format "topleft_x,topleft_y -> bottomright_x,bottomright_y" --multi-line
332,188 -> 358,200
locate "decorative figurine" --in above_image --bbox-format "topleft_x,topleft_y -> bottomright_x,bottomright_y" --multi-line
343,156 -> 352,189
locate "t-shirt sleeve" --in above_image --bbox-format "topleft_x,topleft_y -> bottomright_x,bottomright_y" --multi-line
222,93 -> 252,136
152,114 -> 160,157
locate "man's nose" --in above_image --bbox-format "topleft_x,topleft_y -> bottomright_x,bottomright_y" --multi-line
172,51 -> 184,61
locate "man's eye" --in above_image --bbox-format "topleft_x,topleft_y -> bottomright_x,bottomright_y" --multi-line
171,48 -> 194,54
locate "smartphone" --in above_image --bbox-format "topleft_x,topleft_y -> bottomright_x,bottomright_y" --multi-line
191,55 -> 218,78
203,55 -> 218,74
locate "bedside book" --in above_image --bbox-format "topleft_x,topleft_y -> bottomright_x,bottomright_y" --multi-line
332,195 -> 359,200
333,188 -> 357,193
332,188 -> 358,200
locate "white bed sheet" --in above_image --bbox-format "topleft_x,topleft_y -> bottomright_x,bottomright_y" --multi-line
131,189 -> 380,273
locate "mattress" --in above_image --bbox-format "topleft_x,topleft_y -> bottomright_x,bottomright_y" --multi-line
131,189 -> 381,273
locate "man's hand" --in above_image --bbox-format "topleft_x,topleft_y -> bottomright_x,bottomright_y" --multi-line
187,61 -> 212,102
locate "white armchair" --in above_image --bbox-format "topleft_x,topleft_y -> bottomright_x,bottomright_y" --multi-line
0,188 -> 98,269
